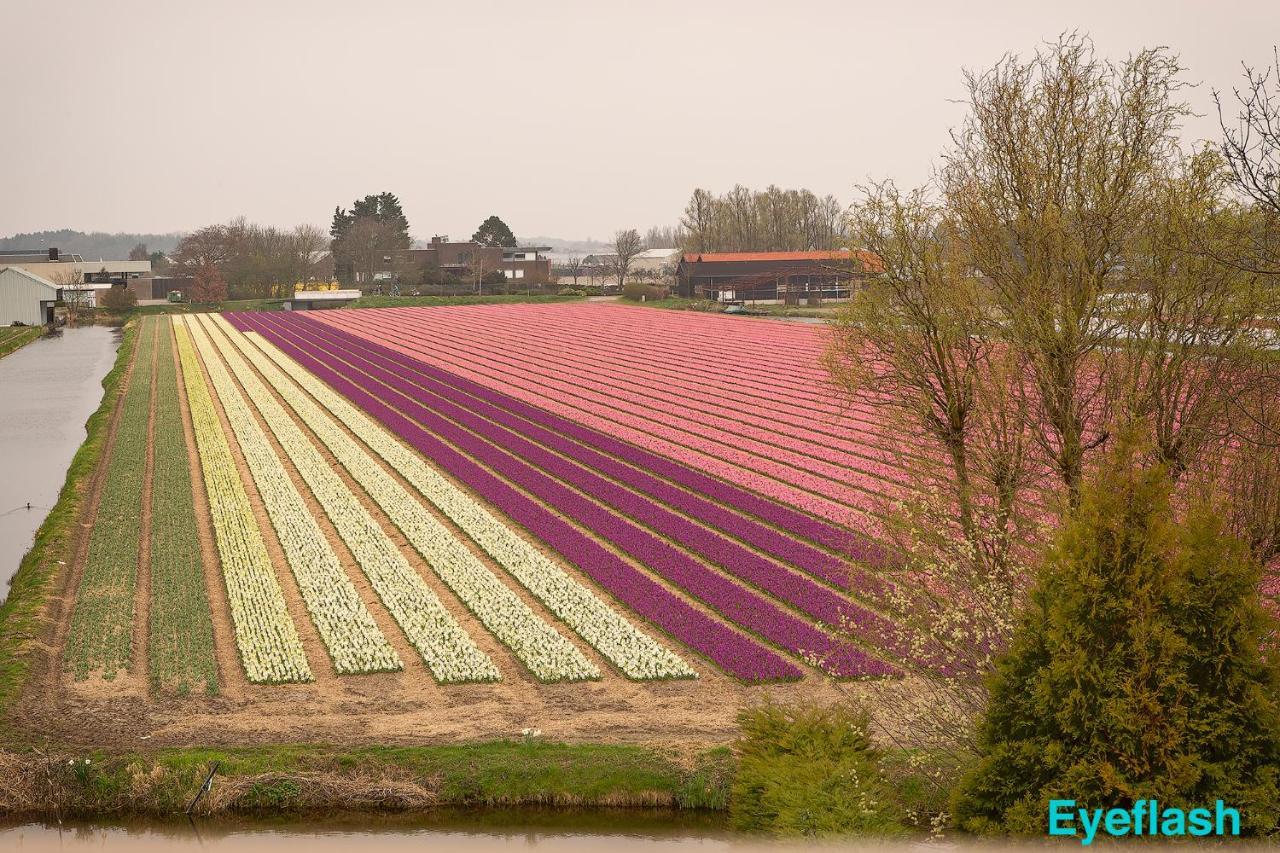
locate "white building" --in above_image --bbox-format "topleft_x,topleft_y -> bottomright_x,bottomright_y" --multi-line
0,267 -> 60,326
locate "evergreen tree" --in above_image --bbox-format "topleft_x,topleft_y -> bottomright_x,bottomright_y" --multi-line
952,438 -> 1280,835
329,192 -> 412,285
472,215 -> 518,248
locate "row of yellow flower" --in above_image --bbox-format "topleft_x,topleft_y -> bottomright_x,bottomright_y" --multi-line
174,321 -> 312,683
208,316 -> 599,682
180,317 -> 402,675
195,314 -> 500,683
214,315 -> 693,680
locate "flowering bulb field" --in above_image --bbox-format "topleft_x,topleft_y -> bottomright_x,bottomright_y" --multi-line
41,302 -> 930,745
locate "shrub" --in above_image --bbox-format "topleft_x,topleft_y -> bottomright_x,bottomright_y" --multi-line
98,286 -> 137,313
558,288 -> 586,297
731,700 -> 903,836
952,436 -> 1280,835
622,282 -> 666,302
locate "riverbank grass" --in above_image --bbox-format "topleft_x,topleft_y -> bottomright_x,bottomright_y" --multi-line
0,323 -> 137,727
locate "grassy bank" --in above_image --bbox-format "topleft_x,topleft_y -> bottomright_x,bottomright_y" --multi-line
0,322 -> 137,725
0,327 -> 42,359
622,297 -> 839,319
0,743 -> 733,817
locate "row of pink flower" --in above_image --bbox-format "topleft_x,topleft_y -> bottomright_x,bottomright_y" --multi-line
415,311 -> 917,462
443,306 -> 900,429
321,306 -> 914,476
315,312 -> 897,524
344,314 -> 919,491
240,311 -> 902,678
290,313 -> 889,593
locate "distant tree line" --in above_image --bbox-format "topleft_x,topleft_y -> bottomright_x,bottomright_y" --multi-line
0,229 -> 182,260
679,185 -> 846,253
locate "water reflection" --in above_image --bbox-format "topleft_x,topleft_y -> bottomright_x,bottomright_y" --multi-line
0,325 -> 121,599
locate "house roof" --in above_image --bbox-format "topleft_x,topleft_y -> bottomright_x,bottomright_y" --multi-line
0,265 -> 60,293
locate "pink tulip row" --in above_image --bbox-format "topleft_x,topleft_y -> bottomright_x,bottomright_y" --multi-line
241,312 -> 903,678
314,313 -> 901,523
336,313 -> 918,489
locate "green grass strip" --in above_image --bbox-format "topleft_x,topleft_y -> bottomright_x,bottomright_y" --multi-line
0,323 -> 139,731
64,318 -> 158,680
147,318 -> 219,695
0,326 -> 42,359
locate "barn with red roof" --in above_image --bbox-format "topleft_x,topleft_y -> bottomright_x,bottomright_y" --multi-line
674,250 -> 880,304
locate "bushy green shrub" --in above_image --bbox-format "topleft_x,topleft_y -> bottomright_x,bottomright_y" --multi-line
731,700 -> 903,836
558,287 -> 586,297
622,282 -> 666,301
99,286 -> 137,313
952,438 -> 1280,835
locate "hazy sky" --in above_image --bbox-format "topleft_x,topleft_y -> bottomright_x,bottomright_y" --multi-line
3,0 -> 1277,242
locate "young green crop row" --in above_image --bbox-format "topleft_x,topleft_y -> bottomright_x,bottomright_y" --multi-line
179,316 -> 402,676
147,318 -> 219,695
64,317 -> 158,680
174,320 -> 312,684
209,315 -> 694,681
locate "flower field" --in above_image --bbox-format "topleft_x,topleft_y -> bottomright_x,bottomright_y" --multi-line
56,302 -> 923,714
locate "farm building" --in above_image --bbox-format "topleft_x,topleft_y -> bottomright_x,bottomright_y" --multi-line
0,266 -> 60,326
674,250 -> 879,303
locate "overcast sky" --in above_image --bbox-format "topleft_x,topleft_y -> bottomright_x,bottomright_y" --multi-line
2,0 -> 1277,242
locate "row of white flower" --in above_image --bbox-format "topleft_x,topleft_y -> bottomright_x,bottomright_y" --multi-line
180,317 -> 402,675
173,321 -> 312,684
196,315 -> 500,683
217,316 -> 694,680
211,317 -> 603,682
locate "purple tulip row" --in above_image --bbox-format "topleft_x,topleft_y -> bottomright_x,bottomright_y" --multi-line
278,317 -> 911,663
237,312 -> 899,678
229,312 -> 800,681
298,317 -> 887,586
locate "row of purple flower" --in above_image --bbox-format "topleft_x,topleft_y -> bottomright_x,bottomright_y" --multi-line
230,312 -> 900,680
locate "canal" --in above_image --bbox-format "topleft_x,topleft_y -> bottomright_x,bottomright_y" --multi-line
0,325 -> 121,600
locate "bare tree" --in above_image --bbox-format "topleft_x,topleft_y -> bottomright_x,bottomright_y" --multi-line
825,180 -> 1032,558
563,256 -> 584,286
1118,148 -> 1276,481
1217,48 -> 1280,216
941,34 -> 1189,502
51,267 -> 88,324
607,229 -> 644,287
680,189 -> 715,253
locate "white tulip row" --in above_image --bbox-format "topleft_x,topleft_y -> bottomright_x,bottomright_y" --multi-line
210,317 -> 601,682
173,322 -> 312,684
217,316 -> 695,680
180,317 -> 402,675
196,315 -> 500,683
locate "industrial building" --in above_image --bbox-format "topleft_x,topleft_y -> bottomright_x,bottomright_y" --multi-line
1,248 -> 151,287
0,267 -> 61,326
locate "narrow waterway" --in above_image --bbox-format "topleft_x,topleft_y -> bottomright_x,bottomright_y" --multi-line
0,325 -> 121,600
0,810 -> 747,852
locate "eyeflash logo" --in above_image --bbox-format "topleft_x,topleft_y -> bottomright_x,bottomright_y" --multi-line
1049,800 -> 1240,845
